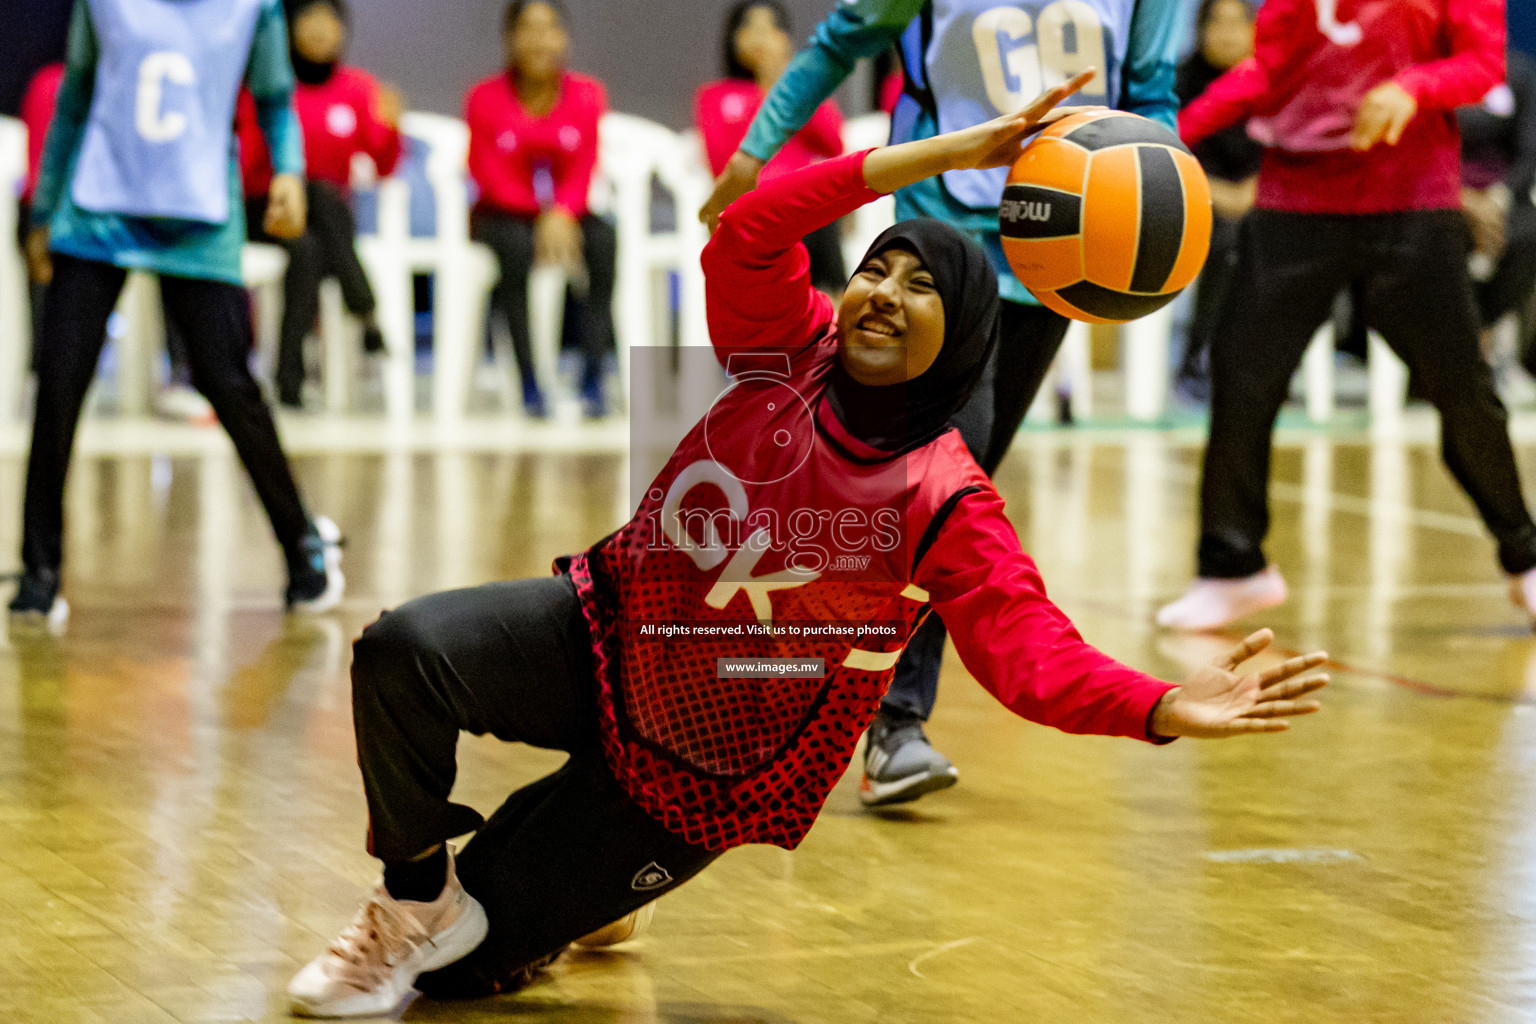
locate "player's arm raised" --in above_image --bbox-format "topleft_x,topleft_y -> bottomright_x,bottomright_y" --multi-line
861,70 -> 1099,195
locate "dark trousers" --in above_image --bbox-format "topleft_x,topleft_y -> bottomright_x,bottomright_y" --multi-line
1180,211 -> 1245,384
249,181 -> 378,404
1198,208 -> 1536,578
20,254 -> 313,574
1484,200 -> 1536,329
472,210 -> 617,390
352,576 -> 719,998
881,300 -> 1072,721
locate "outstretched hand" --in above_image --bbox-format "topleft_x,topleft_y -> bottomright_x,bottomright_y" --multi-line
947,70 -> 1104,171
862,70 -> 1102,195
1150,629 -> 1327,739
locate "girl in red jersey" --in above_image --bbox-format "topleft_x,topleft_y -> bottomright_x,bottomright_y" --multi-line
245,0 -> 402,408
696,2 -> 846,294
465,0 -> 615,419
287,73 -> 1328,1019
1156,0 -> 1536,632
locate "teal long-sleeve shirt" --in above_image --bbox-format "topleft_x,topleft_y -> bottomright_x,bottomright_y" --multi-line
739,0 -> 1183,304
31,0 -> 305,285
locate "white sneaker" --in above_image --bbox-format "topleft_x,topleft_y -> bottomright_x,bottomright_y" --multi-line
154,384 -> 216,425
573,902 -> 654,949
1510,568 -> 1536,626
1155,566 -> 1288,632
288,850 -> 488,1018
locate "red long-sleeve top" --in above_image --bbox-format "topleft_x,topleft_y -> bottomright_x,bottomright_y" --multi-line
237,66 -> 400,196
1179,0 -> 1506,213
465,70 -> 605,219
20,62 -> 65,202
561,151 -> 1174,852
695,78 -> 843,181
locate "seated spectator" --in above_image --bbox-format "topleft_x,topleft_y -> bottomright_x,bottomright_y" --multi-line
245,0 -> 402,408
1459,48 -> 1536,365
696,1 -> 845,294
466,0 -> 615,419
1174,0 -> 1261,398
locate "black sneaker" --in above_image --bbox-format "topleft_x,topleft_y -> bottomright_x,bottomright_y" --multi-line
522,378 -> 549,420
362,324 -> 386,354
8,568 -> 69,630
285,515 -> 345,613
859,710 -> 959,807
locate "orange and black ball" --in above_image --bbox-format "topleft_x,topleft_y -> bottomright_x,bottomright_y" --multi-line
1000,111 -> 1213,324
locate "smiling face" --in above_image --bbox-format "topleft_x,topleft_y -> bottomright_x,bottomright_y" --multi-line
835,247 -> 946,386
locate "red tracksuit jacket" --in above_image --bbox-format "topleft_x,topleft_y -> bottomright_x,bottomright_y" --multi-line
20,62 -> 64,203
695,78 -> 843,181
465,70 -> 605,219
561,151 -> 1174,852
237,67 -> 400,195
1179,0 -> 1506,213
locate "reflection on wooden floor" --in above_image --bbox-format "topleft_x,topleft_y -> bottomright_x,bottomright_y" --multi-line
5,428 -> 1536,1023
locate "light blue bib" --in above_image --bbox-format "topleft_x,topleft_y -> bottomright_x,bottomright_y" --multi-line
917,0 -> 1137,208
72,0 -> 263,223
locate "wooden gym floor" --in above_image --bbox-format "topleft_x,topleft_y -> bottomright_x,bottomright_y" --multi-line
3,420 -> 1536,1024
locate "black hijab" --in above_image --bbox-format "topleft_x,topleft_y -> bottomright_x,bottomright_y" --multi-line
826,219 -> 1000,453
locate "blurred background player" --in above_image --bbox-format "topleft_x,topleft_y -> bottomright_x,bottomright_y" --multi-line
699,0 -> 1184,807
1458,45 -> 1536,366
695,1 -> 846,296
466,0 -> 615,420
241,0 -> 402,409
9,0 -> 344,624
1173,0 -> 1259,401
1156,0 -> 1536,631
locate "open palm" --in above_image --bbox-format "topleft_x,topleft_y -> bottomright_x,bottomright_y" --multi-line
946,69 -> 1103,171
1152,629 -> 1328,739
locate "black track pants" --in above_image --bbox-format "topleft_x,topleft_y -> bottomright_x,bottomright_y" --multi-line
20,254 -> 312,574
350,576 -> 719,999
1197,208 -> 1536,579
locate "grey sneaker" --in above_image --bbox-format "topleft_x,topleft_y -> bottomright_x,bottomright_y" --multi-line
859,711 -> 959,807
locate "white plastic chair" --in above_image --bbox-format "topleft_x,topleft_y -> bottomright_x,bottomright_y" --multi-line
0,116 -> 29,425
1300,320 -> 1409,435
407,110 -> 708,420
840,113 -> 895,275
355,175 -> 415,420
598,111 -> 712,363
394,112 -> 500,421
244,241 -> 289,380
